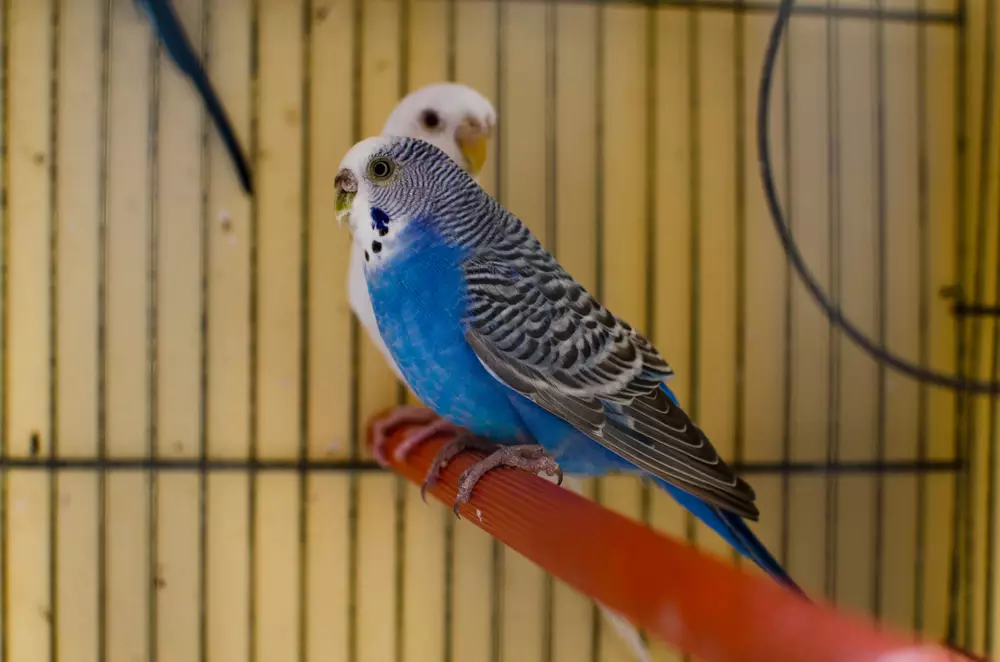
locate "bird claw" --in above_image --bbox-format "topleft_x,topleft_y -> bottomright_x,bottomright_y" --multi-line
451,444 -> 563,519
370,405 -> 440,467
419,432 -> 498,503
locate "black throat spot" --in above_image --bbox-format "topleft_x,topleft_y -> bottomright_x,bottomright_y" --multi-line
371,206 -> 390,235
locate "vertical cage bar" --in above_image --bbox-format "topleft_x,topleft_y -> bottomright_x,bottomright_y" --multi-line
957,0 -> 995,647
393,4 -> 409,661
0,0 -> 6,656
981,0 -> 999,649
0,1 -> 7,653
732,0 -> 747,579
779,0 -> 794,579
298,3 -> 313,662
590,4 -> 605,660
147,21 -> 161,662
593,0 -> 605,303
823,0 -> 843,605
639,6 -> 658,653
47,0 -> 60,660
446,0 -> 456,82
95,0 -> 111,659
913,0 -> 931,635
972,3 -> 997,645
982,2 -> 999,650
197,0 -> 210,659
948,0 -> 968,639
545,0 -> 558,260
986,133 -> 1000,658
684,8 -> 701,657
542,2 -> 557,660
347,0 -> 363,659
247,0 -> 260,660
872,0 -> 889,622
492,7 -> 506,661
442,4 -> 457,661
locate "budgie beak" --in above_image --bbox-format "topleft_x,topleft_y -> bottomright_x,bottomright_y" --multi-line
334,169 -> 357,227
455,116 -> 492,176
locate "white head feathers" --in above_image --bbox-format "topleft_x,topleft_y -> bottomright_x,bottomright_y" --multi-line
379,82 -> 496,176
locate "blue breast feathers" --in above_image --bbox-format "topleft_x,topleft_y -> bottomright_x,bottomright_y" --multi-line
364,221 -> 528,442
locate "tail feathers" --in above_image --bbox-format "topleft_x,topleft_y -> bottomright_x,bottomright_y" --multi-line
186,68 -> 255,195
655,478 -> 806,597
141,0 -> 255,195
716,505 -> 807,597
655,384 -> 805,596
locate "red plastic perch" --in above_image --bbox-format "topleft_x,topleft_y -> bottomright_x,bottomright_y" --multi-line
367,410 -> 984,662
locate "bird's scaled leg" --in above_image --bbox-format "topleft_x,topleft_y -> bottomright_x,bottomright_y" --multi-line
453,444 -> 563,517
371,405 -> 442,467
420,431 -> 499,502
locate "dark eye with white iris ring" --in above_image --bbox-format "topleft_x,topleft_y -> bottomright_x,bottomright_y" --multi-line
368,157 -> 394,180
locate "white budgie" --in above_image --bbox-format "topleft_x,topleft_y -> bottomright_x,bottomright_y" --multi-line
352,86 -> 653,662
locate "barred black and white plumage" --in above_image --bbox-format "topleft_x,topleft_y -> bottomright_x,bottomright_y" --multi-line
460,237 -> 758,520
349,136 -> 759,520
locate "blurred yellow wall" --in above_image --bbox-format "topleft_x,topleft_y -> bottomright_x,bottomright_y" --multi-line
0,0 -> 995,660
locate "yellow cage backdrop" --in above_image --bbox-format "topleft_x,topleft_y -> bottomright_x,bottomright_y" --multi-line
0,0 -> 998,660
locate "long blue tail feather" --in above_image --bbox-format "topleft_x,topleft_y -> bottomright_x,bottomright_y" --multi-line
652,476 -> 805,596
657,384 -> 806,597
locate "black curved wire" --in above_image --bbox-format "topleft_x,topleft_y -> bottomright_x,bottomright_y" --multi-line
756,0 -> 1000,393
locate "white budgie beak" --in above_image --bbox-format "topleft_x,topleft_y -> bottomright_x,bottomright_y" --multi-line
455,116 -> 492,176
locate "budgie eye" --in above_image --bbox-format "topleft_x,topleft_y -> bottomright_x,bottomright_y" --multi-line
419,109 -> 441,130
367,157 -> 395,181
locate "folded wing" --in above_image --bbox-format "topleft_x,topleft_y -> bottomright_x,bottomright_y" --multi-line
462,246 -> 759,520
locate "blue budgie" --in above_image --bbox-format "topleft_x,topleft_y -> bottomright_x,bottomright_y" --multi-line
352,87 -> 656,662
136,0 -> 253,195
336,136 -> 804,596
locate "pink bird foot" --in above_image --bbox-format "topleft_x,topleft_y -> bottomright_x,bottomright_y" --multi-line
370,405 -> 441,467
419,431 -> 499,502
393,418 -> 461,463
451,444 -> 563,517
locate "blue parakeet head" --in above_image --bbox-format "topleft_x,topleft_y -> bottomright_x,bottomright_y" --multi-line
335,136 -> 493,267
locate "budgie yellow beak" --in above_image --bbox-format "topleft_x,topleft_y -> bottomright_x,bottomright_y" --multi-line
455,116 -> 492,176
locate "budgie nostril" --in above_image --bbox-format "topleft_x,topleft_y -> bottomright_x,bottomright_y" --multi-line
456,116 -> 489,140
335,169 -> 357,194
335,169 -> 358,225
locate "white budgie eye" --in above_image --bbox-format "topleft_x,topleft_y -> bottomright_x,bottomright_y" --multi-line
367,157 -> 395,181
419,109 -> 442,131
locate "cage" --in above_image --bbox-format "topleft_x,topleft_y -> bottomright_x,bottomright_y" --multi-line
0,0 -> 996,660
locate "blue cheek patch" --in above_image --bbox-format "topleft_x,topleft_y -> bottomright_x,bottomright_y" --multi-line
370,207 -> 390,236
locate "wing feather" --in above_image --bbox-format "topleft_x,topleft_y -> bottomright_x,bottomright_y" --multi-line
463,249 -> 759,520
